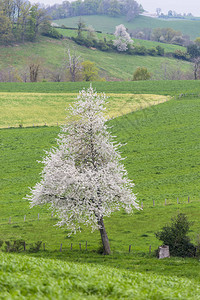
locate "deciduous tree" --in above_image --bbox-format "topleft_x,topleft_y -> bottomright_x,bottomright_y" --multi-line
26,86 -> 139,255
113,24 -> 133,52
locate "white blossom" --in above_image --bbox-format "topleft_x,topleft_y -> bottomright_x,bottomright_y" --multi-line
26,86 -> 139,236
113,24 -> 133,52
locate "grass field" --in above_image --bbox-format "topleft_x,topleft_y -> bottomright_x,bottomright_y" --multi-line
0,92 -> 169,128
1,80 -> 200,95
0,36 -> 192,81
55,15 -> 200,40
1,82 -> 200,298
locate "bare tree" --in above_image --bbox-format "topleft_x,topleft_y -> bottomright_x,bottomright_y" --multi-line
29,63 -> 40,82
66,49 -> 82,82
193,57 -> 200,80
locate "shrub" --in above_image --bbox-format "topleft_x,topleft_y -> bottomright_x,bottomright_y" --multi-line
132,67 -> 151,81
155,213 -> 196,257
5,240 -> 25,252
28,241 -> 42,253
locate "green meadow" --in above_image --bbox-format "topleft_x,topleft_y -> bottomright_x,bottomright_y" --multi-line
1,82 -> 200,298
55,15 -> 200,40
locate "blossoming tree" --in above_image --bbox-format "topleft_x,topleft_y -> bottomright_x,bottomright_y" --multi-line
113,24 -> 133,52
27,86 -> 139,255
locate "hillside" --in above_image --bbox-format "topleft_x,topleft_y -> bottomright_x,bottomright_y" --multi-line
0,37 -> 192,81
54,15 -> 200,40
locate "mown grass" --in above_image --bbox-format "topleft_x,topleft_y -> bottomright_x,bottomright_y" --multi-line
0,36 -> 192,81
0,92 -> 169,128
1,80 -> 200,95
1,253 -> 200,299
55,15 -> 200,40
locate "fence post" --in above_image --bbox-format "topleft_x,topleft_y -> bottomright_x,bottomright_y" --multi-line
165,199 -> 167,206
153,200 -> 155,206
24,215 -> 26,222
149,245 -> 151,254
177,197 -> 179,204
38,213 -> 39,220
79,243 -> 81,251
141,202 -> 143,209
71,243 -> 73,250
188,196 -> 190,203
60,243 -> 62,252
129,245 -> 132,253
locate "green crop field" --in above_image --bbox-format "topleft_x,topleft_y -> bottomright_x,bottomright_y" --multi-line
1,80 -> 200,95
55,15 -> 200,40
0,36 -> 192,81
1,82 -> 200,298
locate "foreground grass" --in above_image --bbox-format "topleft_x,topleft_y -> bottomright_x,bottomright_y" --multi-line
0,92 -> 169,128
0,252 -> 200,299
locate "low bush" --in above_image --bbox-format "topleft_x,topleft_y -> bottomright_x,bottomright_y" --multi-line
155,213 -> 196,257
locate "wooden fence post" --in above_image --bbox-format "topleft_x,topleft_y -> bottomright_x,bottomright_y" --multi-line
79,243 -> 81,251
149,245 -> 151,254
177,197 -> 179,204
71,243 -> 73,250
129,245 -> 132,253
165,199 -> 167,206
188,196 -> 190,203
153,200 -> 155,206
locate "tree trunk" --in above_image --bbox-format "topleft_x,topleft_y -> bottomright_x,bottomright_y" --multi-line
98,216 -> 111,255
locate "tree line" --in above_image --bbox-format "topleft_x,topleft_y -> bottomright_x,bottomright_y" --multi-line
46,0 -> 143,22
0,0 -> 62,45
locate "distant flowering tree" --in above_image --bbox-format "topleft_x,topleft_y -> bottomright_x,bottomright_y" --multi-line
26,86 -> 139,255
113,24 -> 133,52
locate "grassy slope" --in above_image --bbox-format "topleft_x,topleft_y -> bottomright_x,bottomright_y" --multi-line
55,15 -> 200,40
1,95 -> 200,249
58,28 -> 185,52
1,85 -> 200,297
0,37 -> 192,81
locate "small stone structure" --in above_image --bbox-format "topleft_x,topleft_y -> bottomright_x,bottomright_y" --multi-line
158,245 -> 170,259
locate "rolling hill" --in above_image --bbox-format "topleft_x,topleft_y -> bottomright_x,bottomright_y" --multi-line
54,15 -> 200,40
0,36 -> 192,81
